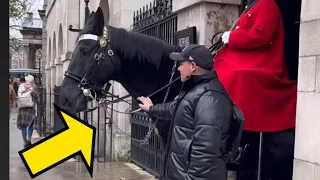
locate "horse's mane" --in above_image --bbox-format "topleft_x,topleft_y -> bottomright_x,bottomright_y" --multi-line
76,11 -> 180,69
109,26 -> 179,68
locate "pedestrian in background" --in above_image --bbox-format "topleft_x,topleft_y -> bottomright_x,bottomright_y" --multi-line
9,80 -> 17,118
16,75 -> 39,148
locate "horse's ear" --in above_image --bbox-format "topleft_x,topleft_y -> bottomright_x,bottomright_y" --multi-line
83,11 -> 95,28
88,11 -> 95,20
94,7 -> 105,35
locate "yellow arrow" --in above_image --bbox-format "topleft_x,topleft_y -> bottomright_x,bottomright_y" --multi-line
18,104 -> 96,178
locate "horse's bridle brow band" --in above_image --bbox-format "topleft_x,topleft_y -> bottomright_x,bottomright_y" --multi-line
78,34 -> 99,41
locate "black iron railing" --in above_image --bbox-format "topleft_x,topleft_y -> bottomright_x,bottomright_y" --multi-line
36,86 -> 113,162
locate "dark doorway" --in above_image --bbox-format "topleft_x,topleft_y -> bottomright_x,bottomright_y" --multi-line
275,0 -> 302,80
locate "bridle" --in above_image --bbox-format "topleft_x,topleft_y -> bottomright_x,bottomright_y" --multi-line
63,25 -> 181,146
64,26 -> 116,103
64,25 -> 180,115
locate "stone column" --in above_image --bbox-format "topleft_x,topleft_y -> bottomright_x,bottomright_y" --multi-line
173,0 -> 240,47
29,45 -> 36,69
39,2 -> 48,86
45,65 -> 51,134
23,44 -> 30,68
293,0 -> 320,179
55,57 -> 63,86
50,62 -> 56,132
111,81 -> 131,161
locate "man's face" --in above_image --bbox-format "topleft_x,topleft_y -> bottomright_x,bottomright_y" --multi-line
178,61 -> 196,82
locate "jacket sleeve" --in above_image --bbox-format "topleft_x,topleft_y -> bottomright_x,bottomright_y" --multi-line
186,92 -> 230,180
147,99 -> 177,120
228,0 -> 280,50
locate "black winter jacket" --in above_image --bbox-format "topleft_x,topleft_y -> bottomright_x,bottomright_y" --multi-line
148,71 -> 233,180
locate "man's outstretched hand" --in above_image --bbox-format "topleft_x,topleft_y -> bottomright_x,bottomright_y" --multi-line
137,96 -> 153,112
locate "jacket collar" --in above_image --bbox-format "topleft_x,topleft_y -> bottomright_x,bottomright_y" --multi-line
181,71 -> 217,91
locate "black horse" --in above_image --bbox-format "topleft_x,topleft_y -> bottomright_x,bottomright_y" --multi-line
59,7 -> 182,141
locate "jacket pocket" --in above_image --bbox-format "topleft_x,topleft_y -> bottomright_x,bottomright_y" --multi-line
183,139 -> 193,168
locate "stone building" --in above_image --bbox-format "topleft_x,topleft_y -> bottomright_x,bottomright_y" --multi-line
19,12 -> 43,69
9,40 -> 24,69
40,0 -> 319,179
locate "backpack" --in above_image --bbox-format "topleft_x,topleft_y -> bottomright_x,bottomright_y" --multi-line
195,89 -> 246,165
17,84 -> 34,108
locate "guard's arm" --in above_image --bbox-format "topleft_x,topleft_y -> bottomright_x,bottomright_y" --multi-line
228,0 -> 280,49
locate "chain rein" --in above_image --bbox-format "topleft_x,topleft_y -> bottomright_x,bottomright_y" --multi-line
132,60 -> 177,145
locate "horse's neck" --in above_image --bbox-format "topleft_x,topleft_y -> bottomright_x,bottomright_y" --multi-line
116,59 -> 181,104
110,27 -> 181,103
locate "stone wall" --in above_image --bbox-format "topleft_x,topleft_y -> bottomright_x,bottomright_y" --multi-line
293,0 -> 320,179
173,0 -> 240,47
10,47 -> 24,69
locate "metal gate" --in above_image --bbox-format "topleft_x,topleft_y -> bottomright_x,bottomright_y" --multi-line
34,85 -> 47,137
53,86 -> 65,132
40,85 -> 113,162
130,0 -> 177,177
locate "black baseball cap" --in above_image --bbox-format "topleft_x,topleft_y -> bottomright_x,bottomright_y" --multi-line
169,44 -> 213,70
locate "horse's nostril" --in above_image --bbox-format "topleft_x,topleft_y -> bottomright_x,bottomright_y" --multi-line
61,97 -> 68,105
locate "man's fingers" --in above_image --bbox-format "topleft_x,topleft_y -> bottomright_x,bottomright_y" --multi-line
137,96 -> 147,104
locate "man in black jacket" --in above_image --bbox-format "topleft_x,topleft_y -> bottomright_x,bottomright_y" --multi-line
138,44 -> 233,180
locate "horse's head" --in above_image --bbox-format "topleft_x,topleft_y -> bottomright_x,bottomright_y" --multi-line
60,6 -> 118,112
60,5 -> 182,113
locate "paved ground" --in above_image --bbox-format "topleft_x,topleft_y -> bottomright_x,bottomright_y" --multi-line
9,108 -> 156,180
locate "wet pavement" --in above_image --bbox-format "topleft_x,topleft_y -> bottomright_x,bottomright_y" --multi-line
9,108 -> 156,180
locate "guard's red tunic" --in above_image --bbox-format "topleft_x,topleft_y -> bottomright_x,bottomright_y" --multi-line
214,0 -> 297,132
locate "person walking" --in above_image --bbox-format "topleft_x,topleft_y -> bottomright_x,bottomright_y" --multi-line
16,75 -> 39,148
9,80 -> 17,118
138,44 -> 236,180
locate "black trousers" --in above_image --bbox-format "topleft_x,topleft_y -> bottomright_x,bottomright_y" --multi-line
236,128 -> 295,180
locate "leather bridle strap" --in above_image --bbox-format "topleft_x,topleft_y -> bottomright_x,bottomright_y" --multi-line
64,26 -> 115,100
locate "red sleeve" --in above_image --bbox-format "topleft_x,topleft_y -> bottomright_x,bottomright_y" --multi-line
228,0 -> 281,50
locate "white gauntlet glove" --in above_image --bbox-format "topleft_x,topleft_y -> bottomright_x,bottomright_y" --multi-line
222,31 -> 231,44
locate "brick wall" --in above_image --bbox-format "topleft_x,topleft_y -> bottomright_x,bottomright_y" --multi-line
293,0 -> 320,179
